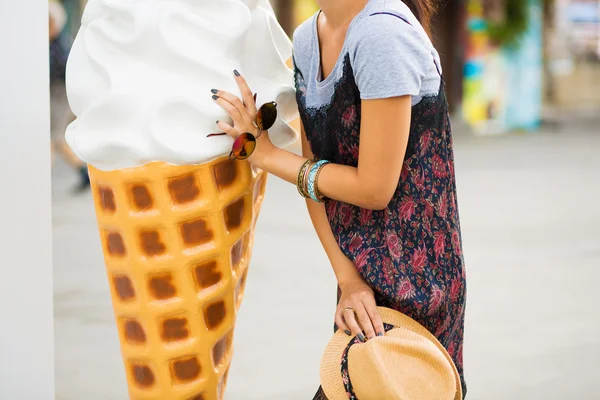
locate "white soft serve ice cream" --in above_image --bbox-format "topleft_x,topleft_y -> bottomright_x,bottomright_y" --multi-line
66,0 -> 298,171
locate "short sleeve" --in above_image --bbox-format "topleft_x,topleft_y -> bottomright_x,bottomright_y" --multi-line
291,17 -> 315,80
351,12 -> 435,100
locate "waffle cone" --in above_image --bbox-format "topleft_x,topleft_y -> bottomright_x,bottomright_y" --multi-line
88,157 -> 267,400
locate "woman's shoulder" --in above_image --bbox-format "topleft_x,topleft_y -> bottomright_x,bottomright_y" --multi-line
349,1 -> 428,48
292,13 -> 317,58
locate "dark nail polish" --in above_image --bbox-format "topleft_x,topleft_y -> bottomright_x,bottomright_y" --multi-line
233,69 -> 240,77
357,334 -> 366,342
211,89 -> 218,94
216,120 -> 219,124
212,95 -> 218,100
344,330 -> 351,336
378,332 -> 384,337
253,93 -> 257,102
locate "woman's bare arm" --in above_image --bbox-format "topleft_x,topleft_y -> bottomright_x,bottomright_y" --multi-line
301,121 -> 385,339
301,122 -> 363,288
249,96 -> 411,210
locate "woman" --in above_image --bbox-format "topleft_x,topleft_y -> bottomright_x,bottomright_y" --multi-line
212,0 -> 467,397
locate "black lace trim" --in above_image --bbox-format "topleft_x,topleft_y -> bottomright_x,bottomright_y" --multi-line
294,52 -> 448,168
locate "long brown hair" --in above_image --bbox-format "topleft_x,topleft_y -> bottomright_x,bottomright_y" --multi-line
402,0 -> 437,35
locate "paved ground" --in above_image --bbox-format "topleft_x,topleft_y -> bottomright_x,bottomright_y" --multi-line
53,118 -> 600,400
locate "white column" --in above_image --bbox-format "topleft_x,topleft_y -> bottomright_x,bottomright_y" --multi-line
0,2 -> 55,399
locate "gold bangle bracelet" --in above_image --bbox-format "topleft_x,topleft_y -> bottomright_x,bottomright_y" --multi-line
302,159 -> 313,198
297,160 -> 313,198
313,161 -> 330,202
297,160 -> 310,198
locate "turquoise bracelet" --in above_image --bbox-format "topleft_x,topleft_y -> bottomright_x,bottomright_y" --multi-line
307,160 -> 329,202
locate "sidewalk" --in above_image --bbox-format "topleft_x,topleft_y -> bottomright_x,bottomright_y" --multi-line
53,122 -> 600,400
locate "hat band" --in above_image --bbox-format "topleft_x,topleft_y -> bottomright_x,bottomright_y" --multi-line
340,323 -> 395,399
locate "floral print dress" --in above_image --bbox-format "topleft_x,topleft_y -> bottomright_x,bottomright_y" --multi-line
294,15 -> 467,400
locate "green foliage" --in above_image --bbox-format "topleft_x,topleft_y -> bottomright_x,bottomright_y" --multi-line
486,0 -> 529,48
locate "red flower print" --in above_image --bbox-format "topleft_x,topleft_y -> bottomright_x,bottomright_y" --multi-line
438,191 -> 448,218
381,256 -> 396,286
451,229 -> 461,256
411,246 -> 428,273
348,144 -> 359,159
398,197 -> 416,221
397,278 -> 416,300
414,168 -> 425,190
434,232 -> 445,261
359,208 -> 372,226
457,344 -> 464,366
425,200 -> 434,219
450,276 -> 461,301
428,285 -> 445,315
447,159 -> 454,176
401,165 -> 409,181
339,204 -> 353,227
354,248 -> 376,270
342,105 -> 357,129
447,341 -> 456,357
387,233 -> 401,259
434,316 -> 451,337
431,154 -> 447,178
419,130 -> 432,154
349,235 -> 363,254
326,200 -> 337,216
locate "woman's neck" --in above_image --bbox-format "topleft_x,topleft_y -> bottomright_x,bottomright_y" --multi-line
316,0 -> 369,28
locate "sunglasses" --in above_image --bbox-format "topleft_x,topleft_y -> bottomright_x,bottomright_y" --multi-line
208,101 -> 278,160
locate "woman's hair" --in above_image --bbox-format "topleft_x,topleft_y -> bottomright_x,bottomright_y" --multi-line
402,0 -> 437,35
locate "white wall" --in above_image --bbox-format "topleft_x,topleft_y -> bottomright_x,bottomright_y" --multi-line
0,2 -> 55,399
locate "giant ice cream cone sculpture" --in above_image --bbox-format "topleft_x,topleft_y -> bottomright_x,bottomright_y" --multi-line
65,1 -> 298,399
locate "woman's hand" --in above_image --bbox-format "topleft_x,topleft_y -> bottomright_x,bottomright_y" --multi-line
212,70 -> 275,163
336,278 -> 385,342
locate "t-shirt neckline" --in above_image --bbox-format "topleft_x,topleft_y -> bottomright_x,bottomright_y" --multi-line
312,5 -> 369,88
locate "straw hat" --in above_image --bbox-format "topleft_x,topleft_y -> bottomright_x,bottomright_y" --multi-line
320,307 -> 462,400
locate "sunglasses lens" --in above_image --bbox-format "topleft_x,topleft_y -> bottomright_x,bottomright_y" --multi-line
231,132 -> 257,160
256,102 -> 277,131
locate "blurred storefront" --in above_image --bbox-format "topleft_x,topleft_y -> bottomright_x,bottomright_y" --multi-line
545,0 -> 600,110
457,0 -> 544,134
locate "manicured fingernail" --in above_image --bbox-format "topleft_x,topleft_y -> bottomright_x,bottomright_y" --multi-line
216,120 -> 219,124
344,330 -> 351,336
233,69 -> 240,76
357,334 -> 366,342
211,89 -> 218,94
212,95 -> 218,100
253,93 -> 257,102
377,332 -> 384,337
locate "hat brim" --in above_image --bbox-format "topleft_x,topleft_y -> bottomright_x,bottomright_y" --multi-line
320,307 -> 462,400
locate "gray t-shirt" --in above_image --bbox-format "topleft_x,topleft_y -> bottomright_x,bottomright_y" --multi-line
292,0 -> 442,107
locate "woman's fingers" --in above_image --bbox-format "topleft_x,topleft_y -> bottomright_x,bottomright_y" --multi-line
216,121 -> 240,139
362,295 -> 385,337
353,301 -> 377,340
334,309 -> 351,336
233,70 -> 258,116
213,95 -> 244,127
342,307 -> 365,342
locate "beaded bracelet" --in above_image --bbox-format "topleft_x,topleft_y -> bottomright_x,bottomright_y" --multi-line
307,160 -> 330,202
297,160 -> 313,198
313,160 -> 329,202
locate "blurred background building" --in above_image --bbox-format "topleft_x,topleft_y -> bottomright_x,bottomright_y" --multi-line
60,0 -> 600,136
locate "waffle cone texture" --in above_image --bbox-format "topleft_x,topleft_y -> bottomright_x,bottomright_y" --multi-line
89,158 -> 267,400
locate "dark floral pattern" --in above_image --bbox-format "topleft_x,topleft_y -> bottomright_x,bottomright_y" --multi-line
296,54 -> 467,399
